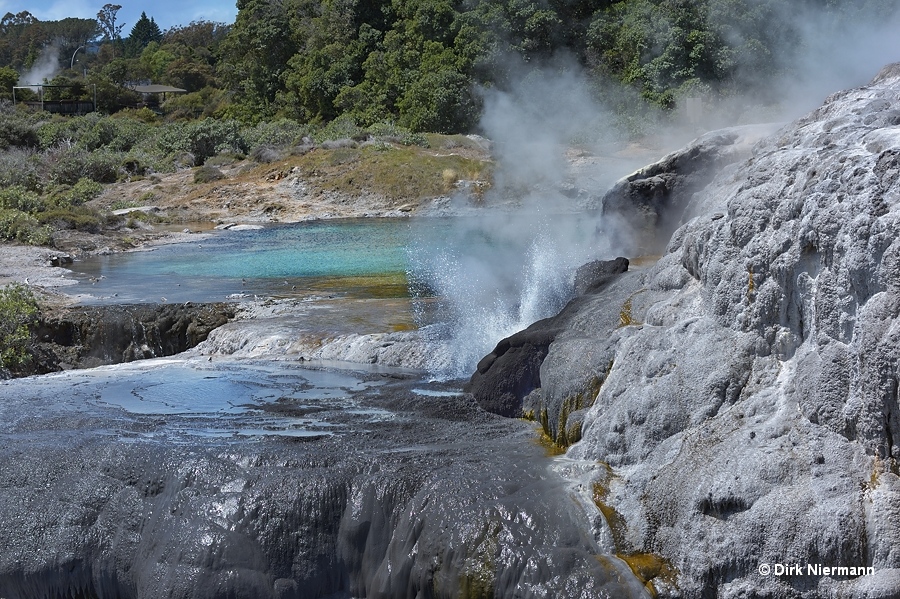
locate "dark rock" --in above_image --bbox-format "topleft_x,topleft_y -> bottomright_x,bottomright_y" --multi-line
28,302 -> 234,373
574,257 -> 629,295
468,258 -> 631,419
599,124 -> 778,254
466,317 -> 561,417
47,254 -> 73,267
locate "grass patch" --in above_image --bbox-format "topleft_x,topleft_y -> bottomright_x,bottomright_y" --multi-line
287,145 -> 491,200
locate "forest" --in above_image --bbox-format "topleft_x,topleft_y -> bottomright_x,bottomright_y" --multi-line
2,0 -> 896,131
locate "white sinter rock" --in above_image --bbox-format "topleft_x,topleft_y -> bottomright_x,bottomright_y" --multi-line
546,63 -> 900,598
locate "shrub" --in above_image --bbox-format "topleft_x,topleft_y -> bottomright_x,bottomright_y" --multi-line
111,107 -> 158,124
316,115 -> 364,143
194,165 -> 225,183
0,283 -> 39,372
251,145 -> 282,163
0,186 -> 43,213
35,206 -> 103,232
0,209 -> 52,245
76,114 -> 118,151
46,147 -> 120,185
365,122 -> 427,146
104,116 -> 153,152
67,178 -> 104,205
243,118 -> 311,149
153,118 -> 246,165
0,149 -> 42,192
36,117 -> 81,150
0,113 -> 39,149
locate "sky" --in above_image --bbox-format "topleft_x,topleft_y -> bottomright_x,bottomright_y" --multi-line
0,1 -> 238,32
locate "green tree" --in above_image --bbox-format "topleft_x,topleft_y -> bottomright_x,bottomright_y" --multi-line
97,4 -> 125,56
126,12 -> 162,58
218,0 -> 297,121
0,66 -> 17,100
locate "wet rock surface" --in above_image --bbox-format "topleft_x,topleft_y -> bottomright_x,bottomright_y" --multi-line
493,64 -> 900,597
0,360 -> 648,599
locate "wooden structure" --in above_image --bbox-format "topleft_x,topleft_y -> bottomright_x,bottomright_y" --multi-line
12,84 -> 97,115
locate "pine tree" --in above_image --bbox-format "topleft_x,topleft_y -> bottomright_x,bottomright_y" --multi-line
127,11 -> 162,58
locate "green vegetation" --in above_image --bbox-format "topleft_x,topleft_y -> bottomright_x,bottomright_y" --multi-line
0,1 -> 892,246
0,1 -> 894,134
0,283 -> 39,372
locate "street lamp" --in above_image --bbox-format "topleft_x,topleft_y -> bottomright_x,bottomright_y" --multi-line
71,45 -> 85,70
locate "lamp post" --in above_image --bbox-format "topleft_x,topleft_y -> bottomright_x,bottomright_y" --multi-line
71,45 -> 85,70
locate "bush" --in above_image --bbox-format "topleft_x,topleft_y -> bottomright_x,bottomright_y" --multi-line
0,113 -> 39,149
0,186 -> 43,213
153,118 -> 246,165
194,165 -> 225,183
43,178 -> 103,210
0,149 -> 42,192
0,209 -> 52,245
315,116 -> 364,143
46,147 -> 120,185
35,206 -> 104,233
0,283 -> 39,372
37,117 -> 82,150
251,145 -> 282,163
243,118 -> 311,149
111,107 -> 158,124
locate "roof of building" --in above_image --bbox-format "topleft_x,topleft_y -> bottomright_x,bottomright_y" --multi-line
131,84 -> 187,94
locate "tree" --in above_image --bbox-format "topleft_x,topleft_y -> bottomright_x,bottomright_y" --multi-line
97,4 -> 124,56
218,0 -> 297,120
0,66 -> 17,100
127,12 -> 162,57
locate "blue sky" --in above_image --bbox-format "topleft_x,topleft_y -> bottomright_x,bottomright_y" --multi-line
1,1 -> 238,32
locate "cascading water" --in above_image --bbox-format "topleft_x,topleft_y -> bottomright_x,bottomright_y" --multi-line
407,209 -> 612,378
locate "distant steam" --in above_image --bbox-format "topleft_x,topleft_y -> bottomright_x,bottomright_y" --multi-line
19,43 -> 62,86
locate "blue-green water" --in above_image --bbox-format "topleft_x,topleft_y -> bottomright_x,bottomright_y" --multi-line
70,219 -> 416,304
68,213 -> 608,375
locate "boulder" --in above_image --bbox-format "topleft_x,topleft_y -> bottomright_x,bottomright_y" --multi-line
574,256 -> 629,295
467,258 -> 631,418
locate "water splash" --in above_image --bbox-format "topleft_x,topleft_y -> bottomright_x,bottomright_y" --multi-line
408,211 -> 610,378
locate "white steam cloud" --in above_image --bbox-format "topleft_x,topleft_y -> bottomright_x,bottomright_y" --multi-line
413,3 -> 900,379
19,43 -> 62,86
410,61 -> 644,379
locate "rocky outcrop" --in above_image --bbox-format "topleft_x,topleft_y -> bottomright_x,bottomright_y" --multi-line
466,258 -> 630,418
600,123 -> 779,255
30,302 -> 234,371
475,65 -> 900,597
